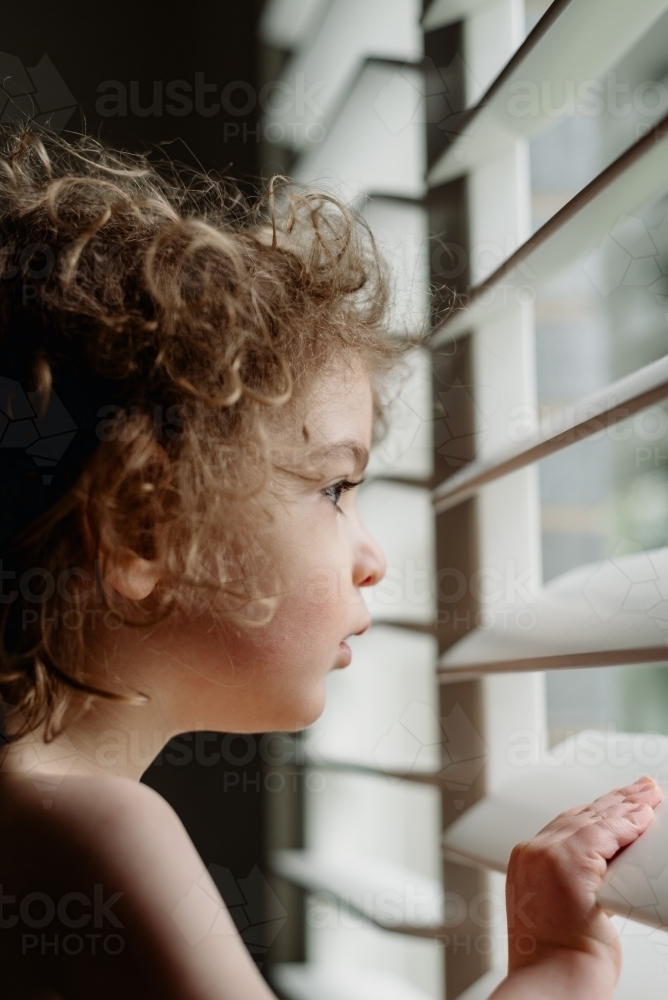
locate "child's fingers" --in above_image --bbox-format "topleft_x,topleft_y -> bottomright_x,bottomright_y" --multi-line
575,777 -> 661,811
520,791 -> 658,880
596,776 -> 663,807
570,801 -> 656,861
537,777 -> 662,836
572,787 -> 661,826
510,779 -> 662,907
510,801 -> 656,910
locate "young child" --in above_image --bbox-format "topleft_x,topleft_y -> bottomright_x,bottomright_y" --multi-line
0,127 -> 661,1000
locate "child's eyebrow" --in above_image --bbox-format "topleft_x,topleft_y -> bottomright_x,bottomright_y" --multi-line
319,439 -> 369,476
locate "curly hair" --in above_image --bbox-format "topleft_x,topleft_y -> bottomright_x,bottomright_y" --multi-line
0,126 -> 408,740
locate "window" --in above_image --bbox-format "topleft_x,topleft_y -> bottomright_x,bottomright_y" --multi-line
260,2 -> 668,998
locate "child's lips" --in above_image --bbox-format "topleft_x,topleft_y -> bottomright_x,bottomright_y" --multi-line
336,640 -> 352,667
335,621 -> 369,668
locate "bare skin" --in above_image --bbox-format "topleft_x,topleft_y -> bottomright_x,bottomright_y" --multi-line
490,776 -> 663,999
0,364 -> 661,998
0,363 -> 384,999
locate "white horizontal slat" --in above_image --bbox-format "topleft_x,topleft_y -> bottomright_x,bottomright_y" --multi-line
273,962 -> 436,1000
428,0 -> 668,186
292,61 -> 426,202
432,113 -> 668,344
304,774 -> 442,897
361,199 -> 430,338
422,0 -> 499,31
357,483 -> 435,628
272,849 -> 445,935
259,0 -> 328,50
433,354 -> 668,514
600,796 -> 668,930
443,732 -> 668,872
367,344 -> 433,482
439,546 -> 668,679
310,627 -> 439,770
265,0 -> 422,151
614,926 -> 668,1000
304,756 -> 441,785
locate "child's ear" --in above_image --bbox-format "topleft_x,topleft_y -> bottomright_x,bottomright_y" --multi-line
103,546 -> 161,601
76,492 -> 160,600
77,484 -> 97,561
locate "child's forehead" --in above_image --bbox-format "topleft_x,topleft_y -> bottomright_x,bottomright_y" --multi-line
265,364 -> 373,476
296,362 -> 373,443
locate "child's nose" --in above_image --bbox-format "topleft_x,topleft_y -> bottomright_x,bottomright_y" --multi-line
354,531 -> 386,588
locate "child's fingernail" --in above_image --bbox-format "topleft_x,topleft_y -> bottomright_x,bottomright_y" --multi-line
636,775 -> 655,786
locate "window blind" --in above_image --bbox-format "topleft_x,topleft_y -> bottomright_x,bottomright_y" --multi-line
259,1 -> 668,998
434,353 -> 668,513
438,543 -> 668,676
427,0 -> 668,185
429,1 -> 668,996
431,112 -> 668,343
261,3 -> 445,998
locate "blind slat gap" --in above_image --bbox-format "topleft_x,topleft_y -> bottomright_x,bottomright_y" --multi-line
433,353 -> 668,513
439,646 -> 668,682
427,0 -> 667,184
432,109 -> 668,346
272,849 -> 448,938
295,756 -> 475,789
439,546 -> 668,679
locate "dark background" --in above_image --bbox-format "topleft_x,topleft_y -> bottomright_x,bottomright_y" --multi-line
1,1 -> 263,179
1,0 -> 275,969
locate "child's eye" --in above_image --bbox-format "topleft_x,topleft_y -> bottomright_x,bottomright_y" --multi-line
322,478 -> 365,512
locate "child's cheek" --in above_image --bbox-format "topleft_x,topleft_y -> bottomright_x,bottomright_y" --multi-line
287,530 -> 355,610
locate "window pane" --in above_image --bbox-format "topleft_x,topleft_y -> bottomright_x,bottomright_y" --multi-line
530,8 -> 668,232
531,86 -> 668,740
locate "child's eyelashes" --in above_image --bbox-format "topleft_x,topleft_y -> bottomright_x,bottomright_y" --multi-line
322,477 -> 366,512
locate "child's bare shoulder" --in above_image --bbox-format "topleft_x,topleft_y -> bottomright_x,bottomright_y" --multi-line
0,771 -> 198,905
0,771 -> 179,858
0,773 -> 273,1000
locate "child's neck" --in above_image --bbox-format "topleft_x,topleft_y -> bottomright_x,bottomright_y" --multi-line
1,699 -> 182,783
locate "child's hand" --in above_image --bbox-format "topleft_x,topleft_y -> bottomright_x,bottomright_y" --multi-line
491,776 -> 663,999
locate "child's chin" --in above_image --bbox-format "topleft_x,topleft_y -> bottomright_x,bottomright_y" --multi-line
281,692 -> 327,733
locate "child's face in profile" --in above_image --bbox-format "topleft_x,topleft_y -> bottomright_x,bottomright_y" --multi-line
126,361 -> 386,737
